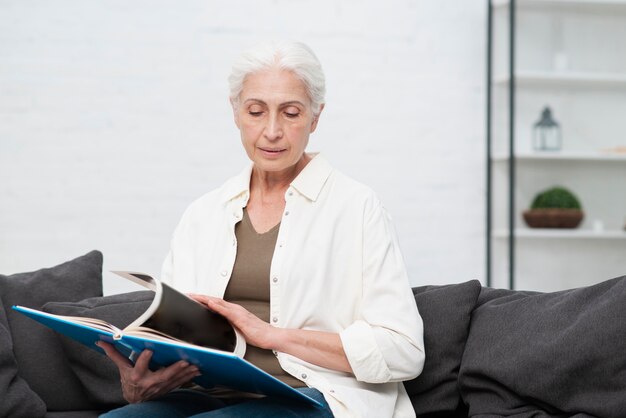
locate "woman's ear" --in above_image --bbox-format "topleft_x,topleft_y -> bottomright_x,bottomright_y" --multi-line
310,103 -> 325,133
230,98 -> 241,129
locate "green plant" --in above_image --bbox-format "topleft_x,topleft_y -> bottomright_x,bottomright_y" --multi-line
530,186 -> 582,210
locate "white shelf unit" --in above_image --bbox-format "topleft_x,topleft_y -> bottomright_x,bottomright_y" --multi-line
493,229 -> 626,239
493,0 -> 626,10
494,71 -> 626,87
487,0 -> 626,292
492,151 -> 626,162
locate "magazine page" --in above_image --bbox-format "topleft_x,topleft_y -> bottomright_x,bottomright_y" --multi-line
13,306 -> 122,335
112,271 -> 246,357
142,282 -> 243,355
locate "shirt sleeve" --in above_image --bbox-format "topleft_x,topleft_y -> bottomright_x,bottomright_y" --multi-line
339,196 -> 425,384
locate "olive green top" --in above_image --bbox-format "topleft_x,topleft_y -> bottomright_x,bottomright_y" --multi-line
224,208 -> 305,388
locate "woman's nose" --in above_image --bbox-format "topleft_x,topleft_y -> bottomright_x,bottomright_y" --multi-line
264,113 -> 283,140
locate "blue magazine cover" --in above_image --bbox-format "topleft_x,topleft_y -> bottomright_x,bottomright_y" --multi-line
13,276 -> 322,408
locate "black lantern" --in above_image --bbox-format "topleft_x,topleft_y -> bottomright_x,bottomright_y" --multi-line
533,106 -> 561,151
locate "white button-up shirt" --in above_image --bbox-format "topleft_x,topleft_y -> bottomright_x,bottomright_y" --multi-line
161,154 -> 425,418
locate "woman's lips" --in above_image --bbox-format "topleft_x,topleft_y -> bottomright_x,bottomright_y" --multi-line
259,147 -> 286,158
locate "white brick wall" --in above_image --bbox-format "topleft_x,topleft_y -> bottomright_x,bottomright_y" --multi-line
0,0 -> 486,295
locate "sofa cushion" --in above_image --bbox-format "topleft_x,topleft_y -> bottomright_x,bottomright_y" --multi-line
43,291 -> 154,408
0,250 -> 103,411
475,285 -> 539,307
403,280 -> 481,416
0,294 -> 47,418
459,275 -> 626,417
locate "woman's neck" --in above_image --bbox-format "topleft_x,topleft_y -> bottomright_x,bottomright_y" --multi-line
250,153 -> 311,197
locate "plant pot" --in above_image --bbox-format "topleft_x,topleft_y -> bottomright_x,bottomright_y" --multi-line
522,208 -> 584,229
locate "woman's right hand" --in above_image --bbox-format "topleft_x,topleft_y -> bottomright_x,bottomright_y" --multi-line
96,341 -> 201,403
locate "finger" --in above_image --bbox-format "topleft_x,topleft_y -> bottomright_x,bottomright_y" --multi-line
189,295 -> 216,310
97,341 -> 133,369
133,349 -> 154,372
156,360 -> 196,382
205,297 -> 230,313
207,296 -> 227,305
191,294 -> 221,307
187,292 -> 205,299
137,364 -> 199,402
163,366 -> 202,393
187,293 -> 205,303
169,368 -> 202,390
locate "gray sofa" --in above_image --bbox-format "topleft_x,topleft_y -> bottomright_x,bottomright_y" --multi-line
1,250 -> 625,417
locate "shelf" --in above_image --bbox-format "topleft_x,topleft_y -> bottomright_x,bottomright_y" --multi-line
493,229 -> 626,239
492,151 -> 626,162
487,0 -> 626,289
493,0 -> 626,11
494,71 -> 626,88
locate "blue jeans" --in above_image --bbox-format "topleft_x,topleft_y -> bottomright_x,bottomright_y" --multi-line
99,387 -> 334,418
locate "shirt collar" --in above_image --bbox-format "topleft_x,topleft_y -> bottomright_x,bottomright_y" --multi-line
220,153 -> 333,204
290,153 -> 332,202
220,164 -> 252,204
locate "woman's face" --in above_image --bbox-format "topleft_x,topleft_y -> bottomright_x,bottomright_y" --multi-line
233,68 -> 322,175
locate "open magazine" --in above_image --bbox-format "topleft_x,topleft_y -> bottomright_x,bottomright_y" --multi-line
109,271 -> 245,356
13,272 -> 321,407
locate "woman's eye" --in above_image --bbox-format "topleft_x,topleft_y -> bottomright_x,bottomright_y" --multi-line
284,112 -> 299,118
248,111 -> 263,117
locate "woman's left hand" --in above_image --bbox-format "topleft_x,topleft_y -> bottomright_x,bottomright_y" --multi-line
189,294 -> 278,350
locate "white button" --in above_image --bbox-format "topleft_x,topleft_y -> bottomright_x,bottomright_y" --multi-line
278,243 -> 283,248
220,270 -> 228,277
232,239 -> 236,246
301,373 -> 307,379
272,350 -> 278,356
288,191 -> 294,196
284,211 -> 290,216
330,389 -> 335,393
272,317 -> 278,323
272,277 -> 278,283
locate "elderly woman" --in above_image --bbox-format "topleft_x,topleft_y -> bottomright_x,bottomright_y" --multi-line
99,41 -> 424,418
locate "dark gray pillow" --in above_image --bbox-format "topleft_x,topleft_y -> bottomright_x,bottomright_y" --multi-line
459,275 -> 626,417
403,280 -> 481,417
0,250 -> 103,411
43,291 -> 154,408
0,294 -> 47,418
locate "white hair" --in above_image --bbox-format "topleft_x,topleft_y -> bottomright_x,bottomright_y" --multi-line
228,41 -> 326,116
